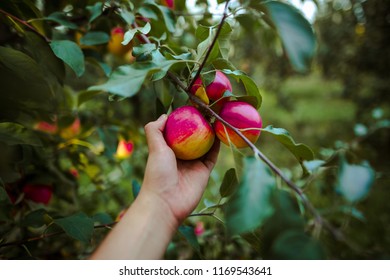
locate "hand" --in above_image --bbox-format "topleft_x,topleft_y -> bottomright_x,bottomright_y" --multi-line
141,114 -> 220,225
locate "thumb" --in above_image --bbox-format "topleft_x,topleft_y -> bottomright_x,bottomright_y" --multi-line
144,114 -> 168,153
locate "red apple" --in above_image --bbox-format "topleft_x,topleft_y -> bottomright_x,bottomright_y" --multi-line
107,27 -> 133,56
34,121 -> 58,134
214,101 -> 262,148
191,71 -> 232,104
161,0 -> 175,9
194,221 -> 205,236
22,184 -> 53,205
115,139 -> 134,159
60,117 -> 81,139
164,106 -> 215,160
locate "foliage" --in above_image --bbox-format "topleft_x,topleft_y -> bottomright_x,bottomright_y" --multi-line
0,0 -> 388,260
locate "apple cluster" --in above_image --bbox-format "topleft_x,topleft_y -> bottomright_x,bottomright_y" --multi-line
164,71 -> 263,160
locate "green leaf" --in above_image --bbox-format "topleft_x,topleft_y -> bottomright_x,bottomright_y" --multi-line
54,212 -> 94,244
89,50 -> 180,96
271,230 -> 325,259
86,2 -> 103,23
146,3 -> 176,33
77,90 -> 103,107
79,31 -> 109,46
97,126 -> 119,158
221,69 -> 262,108
303,160 -> 325,173
260,1 -> 316,72
261,125 -> 314,171
50,40 -> 85,77
132,179 -> 141,199
45,12 -> 78,29
225,157 -> 276,235
212,58 -> 237,71
219,168 -> 239,198
123,23 -> 151,45
0,47 -> 57,118
22,209 -> 47,227
178,225 -> 200,252
0,123 -> 42,146
0,186 -> 10,203
92,213 -> 113,225
133,43 -> 157,57
89,63 -> 156,97
337,158 -> 375,202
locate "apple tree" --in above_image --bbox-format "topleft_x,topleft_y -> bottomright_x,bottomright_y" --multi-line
0,0 -> 378,259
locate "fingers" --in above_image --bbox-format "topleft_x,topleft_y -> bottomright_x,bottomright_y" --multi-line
144,114 -> 168,153
202,139 -> 220,171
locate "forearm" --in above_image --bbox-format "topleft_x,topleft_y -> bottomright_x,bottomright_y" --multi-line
89,189 -> 178,260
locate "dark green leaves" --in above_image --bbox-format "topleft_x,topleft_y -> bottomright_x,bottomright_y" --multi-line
50,40 -> 85,77
79,32 -> 110,46
225,157 -> 275,235
258,1 -> 316,72
54,212 -> 94,244
337,158 -> 375,202
178,225 -> 200,252
0,123 -> 42,146
219,168 -> 239,198
45,12 -> 78,29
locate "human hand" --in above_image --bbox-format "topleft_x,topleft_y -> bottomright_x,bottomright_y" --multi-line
140,114 -> 220,226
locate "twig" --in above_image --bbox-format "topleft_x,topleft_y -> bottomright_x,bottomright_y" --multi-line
0,8 -> 51,42
0,222 -> 117,249
186,0 -> 231,92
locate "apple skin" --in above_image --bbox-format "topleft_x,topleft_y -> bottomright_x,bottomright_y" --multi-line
34,121 -> 58,134
161,0 -> 175,9
164,106 -> 215,160
191,71 -> 232,103
22,184 -> 53,205
107,27 -> 133,56
214,101 -> 262,148
60,117 -> 81,139
115,139 -> 134,159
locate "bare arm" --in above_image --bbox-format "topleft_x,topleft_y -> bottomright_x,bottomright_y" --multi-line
89,114 -> 220,259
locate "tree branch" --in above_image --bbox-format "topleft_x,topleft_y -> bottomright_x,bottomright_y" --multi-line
0,9 -> 50,42
186,0 -> 231,92
0,222 -> 117,249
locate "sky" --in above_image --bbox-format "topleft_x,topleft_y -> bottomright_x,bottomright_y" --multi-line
186,0 -> 318,23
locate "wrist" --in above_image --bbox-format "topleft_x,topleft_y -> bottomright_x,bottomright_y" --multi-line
136,188 -> 180,232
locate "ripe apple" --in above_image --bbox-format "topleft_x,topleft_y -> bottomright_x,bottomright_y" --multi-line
161,0 -> 175,9
34,121 -> 58,134
22,184 -> 53,205
164,106 -> 215,160
191,71 -> 232,102
107,27 -> 133,56
60,117 -> 81,139
214,101 -> 262,148
115,139 -> 134,159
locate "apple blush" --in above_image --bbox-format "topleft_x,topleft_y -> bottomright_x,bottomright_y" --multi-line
164,106 -> 215,160
214,101 -> 262,148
